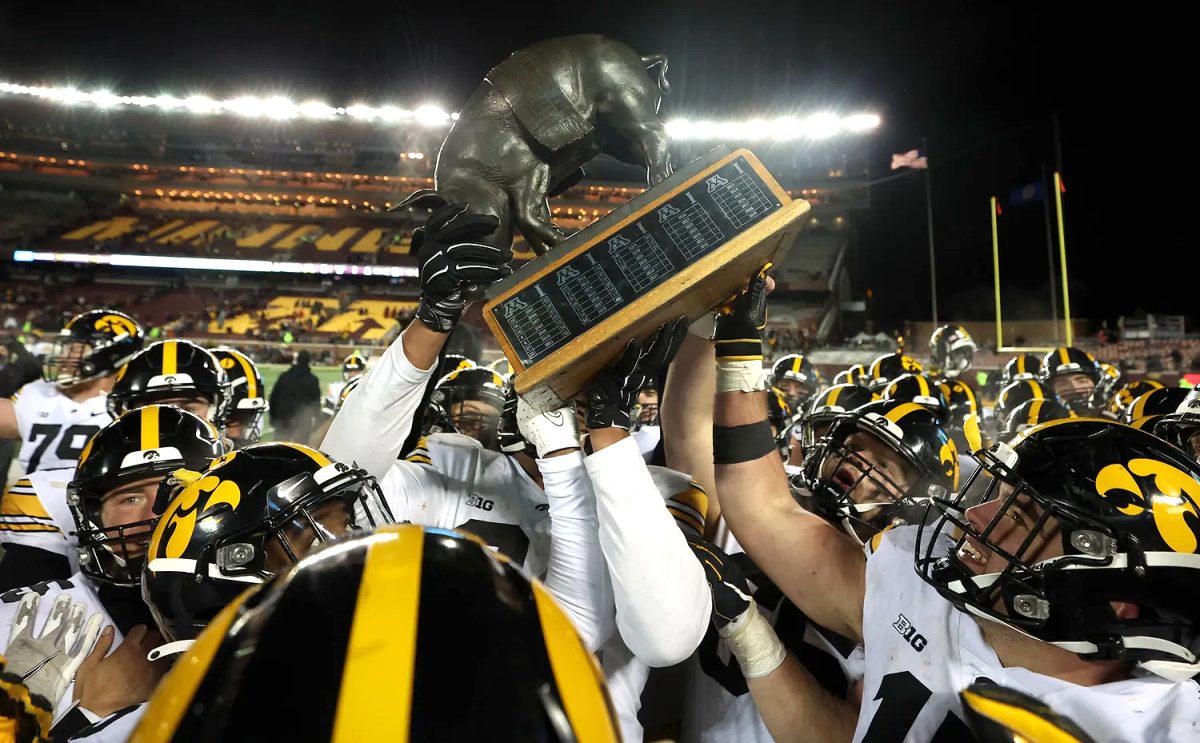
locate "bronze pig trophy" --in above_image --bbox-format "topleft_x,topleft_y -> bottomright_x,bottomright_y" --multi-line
393,34 -> 673,256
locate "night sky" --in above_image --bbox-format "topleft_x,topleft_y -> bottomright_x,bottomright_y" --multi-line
0,1 -> 1188,327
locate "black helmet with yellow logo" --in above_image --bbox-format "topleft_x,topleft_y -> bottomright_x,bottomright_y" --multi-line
771,353 -> 824,409
918,419 -> 1200,680
794,383 -> 876,451
209,347 -> 269,446
132,524 -> 619,743
938,378 -> 986,452
929,325 -> 977,378
1155,388 -> 1200,458
1039,347 -> 1101,414
867,351 -> 924,392
1088,361 -> 1122,412
341,352 -> 367,381
67,405 -> 229,587
43,309 -> 144,388
1122,387 -> 1188,427
1106,379 -> 1164,421
427,367 -> 507,447
960,680 -> 1097,743
142,443 -> 393,646
108,340 -> 230,423
801,399 -> 958,544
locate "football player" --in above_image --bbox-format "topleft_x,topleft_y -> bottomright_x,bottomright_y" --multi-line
1039,347 -> 1101,415
0,310 -> 143,477
106,340 -> 229,423
928,324 -> 977,380
771,354 -> 824,413
208,347 -> 268,447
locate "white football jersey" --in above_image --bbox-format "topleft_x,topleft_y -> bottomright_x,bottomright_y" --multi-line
381,433 -> 552,576
0,468 -> 77,577
682,519 -> 865,743
633,424 -> 662,463
0,574 -> 143,740
854,526 -> 1200,743
10,381 -> 109,478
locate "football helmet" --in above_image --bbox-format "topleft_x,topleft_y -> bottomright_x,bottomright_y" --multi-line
108,340 -> 229,422
929,325 -> 977,378
209,347 -> 269,446
42,309 -> 144,388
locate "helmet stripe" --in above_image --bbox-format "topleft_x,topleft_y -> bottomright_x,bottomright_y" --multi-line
1058,347 -> 1070,368
1028,399 -> 1044,427
331,526 -> 424,742
234,351 -> 259,399
531,582 -> 620,743
141,405 -> 160,452
163,340 -> 178,376
827,385 -> 843,407
883,402 -> 928,424
960,688 -> 1088,743
278,442 -> 333,468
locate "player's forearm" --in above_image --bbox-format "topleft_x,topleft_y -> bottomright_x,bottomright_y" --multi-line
0,399 -> 18,439
587,434 -> 711,667
539,450 -> 616,652
320,323 -> 438,480
748,654 -> 859,743
713,390 -> 864,641
661,332 -> 719,531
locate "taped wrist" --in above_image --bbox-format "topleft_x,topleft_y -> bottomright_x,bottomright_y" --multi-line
713,420 -> 777,464
716,360 -> 767,393
717,601 -> 786,678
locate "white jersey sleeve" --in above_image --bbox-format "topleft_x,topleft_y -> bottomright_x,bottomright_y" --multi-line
10,382 -> 109,477
585,435 -> 711,668
320,334 -> 434,481
538,450 -> 615,652
853,526 -> 1200,743
0,574 -> 143,739
0,469 -> 79,585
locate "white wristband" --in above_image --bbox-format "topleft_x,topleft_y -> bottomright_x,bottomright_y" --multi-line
717,601 -> 787,678
716,360 -> 768,394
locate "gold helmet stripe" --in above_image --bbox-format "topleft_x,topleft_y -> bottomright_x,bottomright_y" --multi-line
141,405 -> 160,452
162,341 -> 178,376
916,375 -> 931,397
233,351 -> 258,399
1057,346 -> 1070,368
792,356 -> 803,373
883,402 -> 928,425
827,385 -> 844,408
278,442 -> 333,468
1027,399 -> 1045,428
332,526 -> 424,743
960,687 -> 1087,743
130,585 -> 255,742
531,582 -> 620,743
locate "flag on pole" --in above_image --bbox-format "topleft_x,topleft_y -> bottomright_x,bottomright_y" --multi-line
890,149 -> 928,170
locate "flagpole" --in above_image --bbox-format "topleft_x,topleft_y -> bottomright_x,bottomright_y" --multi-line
1053,171 -> 1072,346
923,137 -> 938,326
993,195 -> 1003,350
1040,164 -> 1060,342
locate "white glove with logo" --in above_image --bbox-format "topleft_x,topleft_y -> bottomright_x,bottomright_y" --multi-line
4,592 -> 106,708
516,397 -> 580,458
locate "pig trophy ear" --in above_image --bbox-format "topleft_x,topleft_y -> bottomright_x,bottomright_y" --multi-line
389,189 -> 449,212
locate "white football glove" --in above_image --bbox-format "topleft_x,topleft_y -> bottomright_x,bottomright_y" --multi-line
516,397 -> 580,458
4,592 -> 106,708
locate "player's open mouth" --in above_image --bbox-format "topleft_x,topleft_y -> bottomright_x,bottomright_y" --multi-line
957,537 -> 988,572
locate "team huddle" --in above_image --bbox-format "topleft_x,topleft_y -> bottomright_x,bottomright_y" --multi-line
0,203 -> 1198,742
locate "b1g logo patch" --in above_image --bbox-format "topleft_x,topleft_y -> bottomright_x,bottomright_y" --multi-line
893,613 -> 927,652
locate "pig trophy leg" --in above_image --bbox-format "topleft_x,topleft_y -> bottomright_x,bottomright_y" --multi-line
509,161 -> 567,256
600,90 -> 674,185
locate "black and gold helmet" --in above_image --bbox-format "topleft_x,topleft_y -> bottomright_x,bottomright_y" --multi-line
142,443 -> 394,646
341,352 -> 367,382
884,373 -> 950,423
832,363 -> 869,388
67,405 -> 229,587
1156,388 -> 1200,460
209,347 -> 269,446
771,354 -> 824,410
801,399 -> 958,543
437,353 -> 477,380
960,680 -> 1096,743
1000,353 -> 1043,386
929,325 -> 977,378
994,380 -> 1053,430
1106,379 -> 1164,420
793,383 -> 875,453
1000,398 -> 1073,439
428,368 -> 506,448
132,525 -> 619,743
1123,387 -> 1188,428
43,309 -> 144,388
767,386 -> 794,456
918,419 -> 1200,679
108,340 -> 229,423
867,352 -> 924,392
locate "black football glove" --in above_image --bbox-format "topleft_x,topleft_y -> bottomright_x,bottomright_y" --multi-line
587,318 -> 687,431
413,203 -> 511,332
497,381 -> 529,455
712,263 -> 771,364
688,538 -> 753,628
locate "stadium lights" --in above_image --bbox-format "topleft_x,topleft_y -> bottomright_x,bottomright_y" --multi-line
665,112 -> 881,141
0,80 -> 457,127
11,249 -> 419,278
